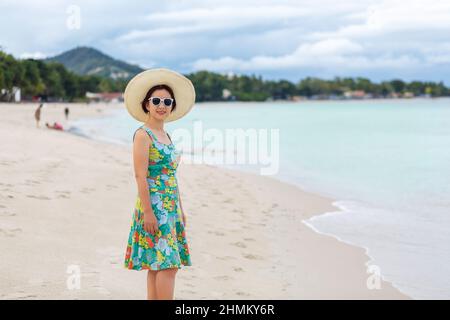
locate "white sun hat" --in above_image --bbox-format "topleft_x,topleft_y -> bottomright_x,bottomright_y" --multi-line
123,68 -> 196,123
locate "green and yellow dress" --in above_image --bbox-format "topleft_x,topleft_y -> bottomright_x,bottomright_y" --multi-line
124,125 -> 192,270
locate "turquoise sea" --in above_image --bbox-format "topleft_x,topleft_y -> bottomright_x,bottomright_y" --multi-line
70,98 -> 450,299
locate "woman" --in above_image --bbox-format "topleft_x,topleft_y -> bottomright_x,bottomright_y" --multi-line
123,68 -> 196,300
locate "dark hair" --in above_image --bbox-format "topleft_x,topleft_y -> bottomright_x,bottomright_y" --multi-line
141,84 -> 177,114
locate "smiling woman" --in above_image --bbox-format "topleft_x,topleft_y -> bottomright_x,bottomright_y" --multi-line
123,68 -> 196,300
141,84 -> 177,116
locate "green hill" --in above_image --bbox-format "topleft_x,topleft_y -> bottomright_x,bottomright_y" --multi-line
44,46 -> 143,79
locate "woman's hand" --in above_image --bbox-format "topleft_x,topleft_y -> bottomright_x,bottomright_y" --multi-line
143,210 -> 158,235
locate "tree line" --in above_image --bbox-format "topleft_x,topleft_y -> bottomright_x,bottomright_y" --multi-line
0,50 -> 126,101
1,49 -> 449,102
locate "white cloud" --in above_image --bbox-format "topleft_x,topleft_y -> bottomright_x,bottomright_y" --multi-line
19,52 -> 48,60
308,0 -> 450,41
190,38 -> 419,71
186,0 -> 450,81
116,5 -> 311,41
1,0 -> 449,83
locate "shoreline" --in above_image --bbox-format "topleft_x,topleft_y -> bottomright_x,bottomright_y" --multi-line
67,102 -> 415,299
0,102 -> 411,299
302,202 -> 411,298
220,168 -> 412,299
64,102 -> 405,295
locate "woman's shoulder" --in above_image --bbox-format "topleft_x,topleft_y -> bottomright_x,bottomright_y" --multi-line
133,127 -> 153,143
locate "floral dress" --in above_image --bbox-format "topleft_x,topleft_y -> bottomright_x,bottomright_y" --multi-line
124,125 -> 192,271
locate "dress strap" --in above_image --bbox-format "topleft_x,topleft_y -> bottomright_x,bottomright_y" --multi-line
132,125 -> 156,143
133,125 -> 172,145
140,125 -> 157,141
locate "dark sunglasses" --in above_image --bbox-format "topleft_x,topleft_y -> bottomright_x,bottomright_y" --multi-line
149,96 -> 174,107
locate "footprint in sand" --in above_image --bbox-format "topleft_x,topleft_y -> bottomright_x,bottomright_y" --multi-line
256,222 -> 266,226
24,179 -> 41,186
0,183 -> 13,187
231,241 -> 247,248
223,198 -> 234,204
235,291 -> 250,297
26,195 -> 51,200
80,187 -> 95,194
233,267 -> 244,272
0,292 -> 38,300
0,160 -> 17,166
242,253 -> 264,260
55,190 -> 71,199
0,210 -> 16,217
216,255 -> 236,261
213,275 -> 231,281
181,289 -> 196,295
207,230 -> 225,236
0,226 -> 22,237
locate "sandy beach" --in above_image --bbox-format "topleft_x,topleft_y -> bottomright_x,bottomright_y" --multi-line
0,102 -> 410,299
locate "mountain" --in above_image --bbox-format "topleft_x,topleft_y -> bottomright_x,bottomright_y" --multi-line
44,46 -> 143,79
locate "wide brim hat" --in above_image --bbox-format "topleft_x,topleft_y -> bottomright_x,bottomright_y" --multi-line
124,68 -> 196,123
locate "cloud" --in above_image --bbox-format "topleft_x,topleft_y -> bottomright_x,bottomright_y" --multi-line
19,52 -> 48,59
1,0 -> 450,83
190,38 -> 419,71
307,0 -> 450,40
185,0 -> 450,82
115,5 -> 311,41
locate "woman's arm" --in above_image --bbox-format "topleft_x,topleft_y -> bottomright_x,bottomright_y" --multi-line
133,129 -> 158,235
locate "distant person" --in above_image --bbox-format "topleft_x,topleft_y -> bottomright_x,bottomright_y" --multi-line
45,122 -> 64,131
34,103 -> 43,128
53,122 -> 63,130
64,106 -> 70,120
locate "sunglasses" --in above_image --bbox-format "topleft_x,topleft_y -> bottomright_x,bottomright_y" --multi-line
148,96 -> 174,107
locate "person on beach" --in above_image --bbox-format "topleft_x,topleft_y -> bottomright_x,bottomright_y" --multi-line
34,103 -> 43,128
64,106 -> 70,120
45,122 -> 64,131
123,68 -> 196,300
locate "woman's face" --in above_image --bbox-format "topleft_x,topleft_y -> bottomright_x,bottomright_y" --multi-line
146,88 -> 174,121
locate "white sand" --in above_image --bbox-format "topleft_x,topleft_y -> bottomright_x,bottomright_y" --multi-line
0,102 -> 410,299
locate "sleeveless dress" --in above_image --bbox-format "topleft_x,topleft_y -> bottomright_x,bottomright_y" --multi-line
124,125 -> 192,271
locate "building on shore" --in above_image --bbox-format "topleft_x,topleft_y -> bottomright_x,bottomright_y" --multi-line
0,86 -> 21,102
86,92 -> 123,103
343,90 -> 368,99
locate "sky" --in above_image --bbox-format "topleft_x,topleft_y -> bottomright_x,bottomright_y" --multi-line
1,0 -> 450,84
